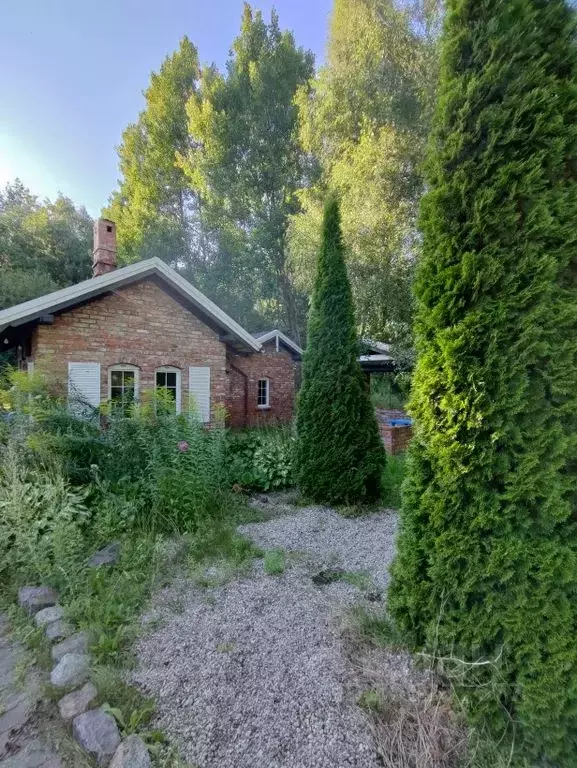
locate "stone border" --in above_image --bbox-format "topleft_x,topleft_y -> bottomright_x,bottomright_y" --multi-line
18,585 -> 151,768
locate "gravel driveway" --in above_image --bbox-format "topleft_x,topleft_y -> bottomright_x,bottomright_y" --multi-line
133,501 -> 398,768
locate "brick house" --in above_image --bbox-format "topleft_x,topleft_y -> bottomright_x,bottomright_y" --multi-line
0,220 -> 302,427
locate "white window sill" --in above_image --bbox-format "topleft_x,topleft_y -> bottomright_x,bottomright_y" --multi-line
257,405 -> 271,410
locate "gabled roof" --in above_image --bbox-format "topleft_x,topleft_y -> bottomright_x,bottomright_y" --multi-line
254,329 -> 303,358
0,257 -> 261,353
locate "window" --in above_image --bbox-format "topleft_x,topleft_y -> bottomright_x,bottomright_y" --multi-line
156,367 -> 181,413
108,365 -> 139,414
257,378 -> 270,408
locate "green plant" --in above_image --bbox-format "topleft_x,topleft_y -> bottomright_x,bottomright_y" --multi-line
226,427 -> 295,491
389,1 -> 577,763
0,444 -> 90,588
370,375 -> 406,411
357,688 -> 383,714
380,453 -> 405,509
295,197 -> 385,504
263,549 -> 285,575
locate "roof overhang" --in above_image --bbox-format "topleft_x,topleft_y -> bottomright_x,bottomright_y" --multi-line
254,329 -> 303,359
0,258 -> 261,353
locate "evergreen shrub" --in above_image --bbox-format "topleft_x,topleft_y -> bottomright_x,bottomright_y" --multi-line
389,1 -> 577,762
295,197 -> 385,504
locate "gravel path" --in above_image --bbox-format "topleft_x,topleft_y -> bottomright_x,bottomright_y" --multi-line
133,503 -> 398,768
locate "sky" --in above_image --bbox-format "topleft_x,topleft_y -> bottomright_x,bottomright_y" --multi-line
0,0 -> 332,217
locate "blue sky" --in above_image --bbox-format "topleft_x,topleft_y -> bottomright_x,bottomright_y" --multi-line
0,0 -> 332,216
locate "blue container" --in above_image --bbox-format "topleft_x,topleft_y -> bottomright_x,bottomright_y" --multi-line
386,418 -> 412,427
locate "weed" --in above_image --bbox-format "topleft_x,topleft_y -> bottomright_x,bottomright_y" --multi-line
264,549 -> 286,575
216,642 -> 235,653
380,453 -> 405,509
357,688 -> 383,713
93,665 -> 155,734
341,571 -> 374,591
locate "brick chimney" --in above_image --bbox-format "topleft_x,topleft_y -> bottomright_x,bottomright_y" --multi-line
93,219 -> 117,277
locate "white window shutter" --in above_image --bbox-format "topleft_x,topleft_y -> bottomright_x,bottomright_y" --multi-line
189,366 -> 211,422
68,362 -> 101,415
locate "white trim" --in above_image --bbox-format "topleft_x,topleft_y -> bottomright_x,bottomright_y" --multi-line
189,366 -> 211,423
108,364 -> 140,403
0,257 -> 261,353
253,329 -> 303,357
257,377 -> 270,409
155,366 -> 182,413
68,362 -> 101,414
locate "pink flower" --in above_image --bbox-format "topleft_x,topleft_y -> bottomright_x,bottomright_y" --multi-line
178,440 -> 189,453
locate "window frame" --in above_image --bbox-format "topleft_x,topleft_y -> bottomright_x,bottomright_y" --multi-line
107,364 -> 139,413
155,366 -> 182,413
257,377 -> 270,409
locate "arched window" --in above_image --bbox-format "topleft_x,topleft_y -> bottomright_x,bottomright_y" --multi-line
108,365 -> 139,414
155,366 -> 182,413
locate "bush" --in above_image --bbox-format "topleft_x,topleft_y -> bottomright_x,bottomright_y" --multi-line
370,375 -> 406,411
0,444 -> 89,588
295,197 -> 385,504
226,427 -> 295,491
389,1 -> 577,763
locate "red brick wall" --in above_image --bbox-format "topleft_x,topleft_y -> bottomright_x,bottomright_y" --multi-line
31,279 -> 228,417
379,423 -> 412,455
226,342 -> 298,427
375,409 -> 413,455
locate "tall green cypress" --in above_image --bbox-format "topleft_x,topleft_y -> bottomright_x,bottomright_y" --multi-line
389,0 -> 577,761
295,197 -> 385,504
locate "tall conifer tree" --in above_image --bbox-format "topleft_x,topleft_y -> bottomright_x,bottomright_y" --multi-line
295,198 -> 385,504
389,1 -> 577,761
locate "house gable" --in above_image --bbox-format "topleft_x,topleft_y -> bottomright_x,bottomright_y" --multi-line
32,279 -> 228,418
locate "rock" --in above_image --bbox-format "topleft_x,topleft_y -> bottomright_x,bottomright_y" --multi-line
0,737 -> 62,767
87,542 -> 121,568
51,632 -> 90,662
72,710 -> 121,766
45,619 -> 73,642
34,605 -> 64,627
58,682 -> 98,720
110,735 -> 151,768
50,653 -> 90,689
18,586 -> 58,615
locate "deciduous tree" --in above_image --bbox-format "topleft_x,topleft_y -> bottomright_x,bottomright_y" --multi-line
180,5 -> 315,340
291,0 -> 441,344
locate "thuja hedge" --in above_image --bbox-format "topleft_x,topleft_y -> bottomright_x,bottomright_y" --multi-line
389,0 -> 577,763
295,197 -> 385,504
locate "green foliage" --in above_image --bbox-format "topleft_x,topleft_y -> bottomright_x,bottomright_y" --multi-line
263,549 -> 285,575
105,37 -> 200,270
380,453 -> 406,509
290,0 -> 442,343
295,198 -> 385,504
0,445 -> 90,588
389,1 -> 577,763
356,689 -> 383,714
0,180 -> 92,309
225,427 -> 295,491
370,374 -> 406,410
180,5 -> 315,339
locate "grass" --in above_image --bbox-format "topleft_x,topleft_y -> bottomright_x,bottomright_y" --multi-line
263,548 -> 286,575
346,606 -> 524,768
370,374 -> 406,410
381,453 -> 406,509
